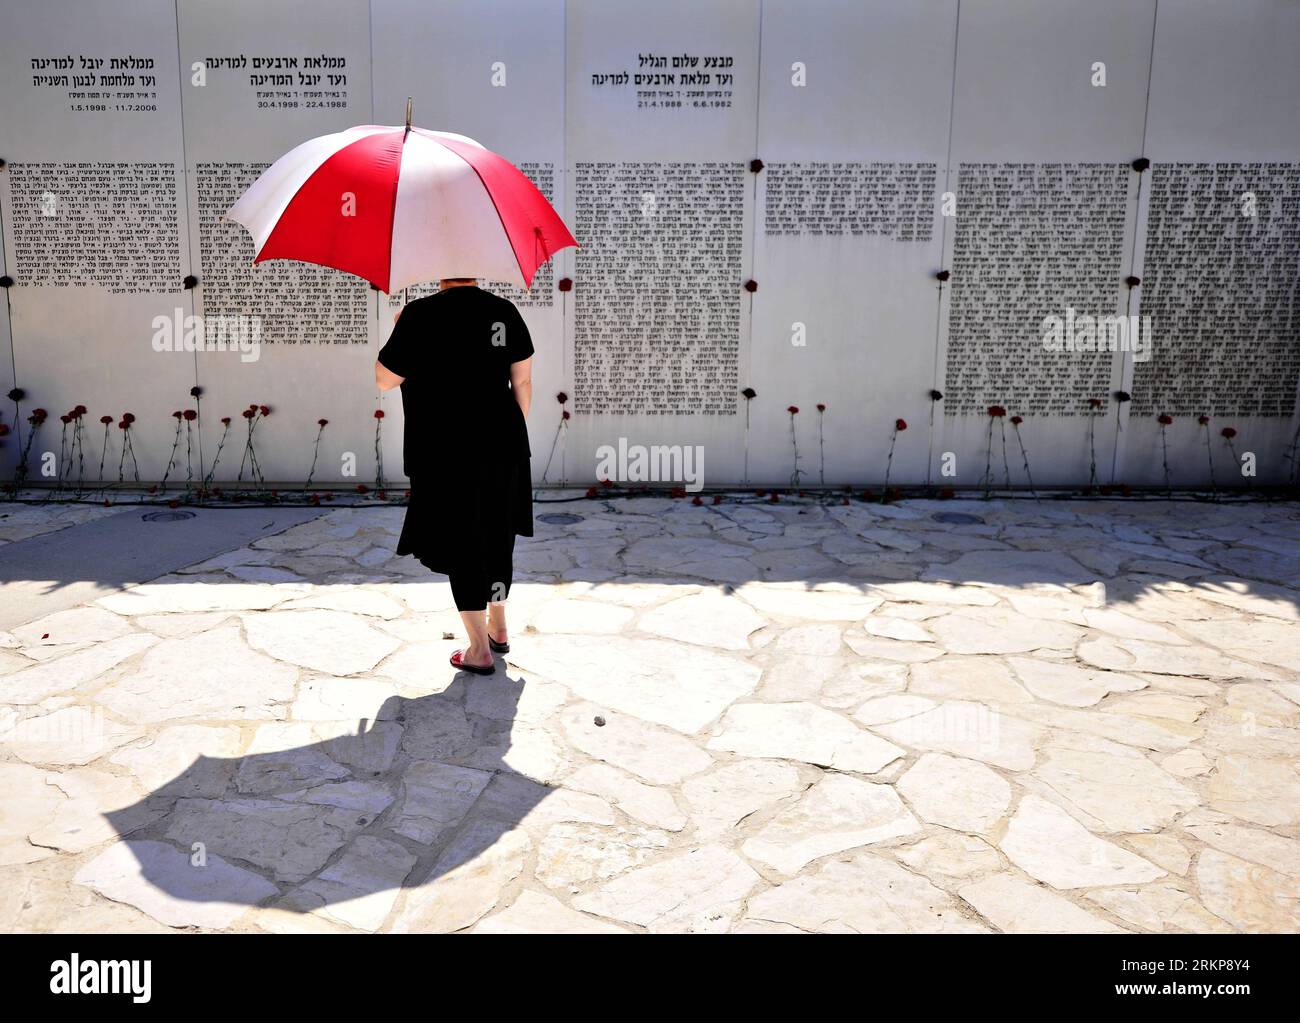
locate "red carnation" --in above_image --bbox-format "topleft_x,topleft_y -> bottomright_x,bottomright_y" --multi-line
1198,415 -> 1210,425
817,403 -> 826,412
895,418 -> 907,431
585,486 -> 598,497
987,405 -> 1006,418
356,484 -> 369,494
741,387 -> 757,400
712,494 -> 722,504
1088,398 -> 1102,409
100,415 -> 112,424
1221,427 -> 1236,438
60,414 -> 71,424
562,410 -> 571,420
33,408 -> 48,419
1157,414 -> 1173,425
183,409 -> 197,421
171,410 -> 182,419
241,409 -> 254,419
556,392 -> 568,404
122,413 -> 135,423
691,495 -> 703,506
787,405 -> 799,414
221,416 -> 232,426
1010,415 -> 1023,426
374,409 -> 385,419
259,405 -> 270,416
74,404 -> 87,415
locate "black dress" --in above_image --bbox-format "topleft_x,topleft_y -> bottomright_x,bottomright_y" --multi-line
378,286 -> 534,587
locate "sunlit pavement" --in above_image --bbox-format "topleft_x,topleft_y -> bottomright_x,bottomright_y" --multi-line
1,493 -> 1297,933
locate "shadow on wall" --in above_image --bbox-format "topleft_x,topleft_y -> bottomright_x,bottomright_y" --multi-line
87,671 -> 549,931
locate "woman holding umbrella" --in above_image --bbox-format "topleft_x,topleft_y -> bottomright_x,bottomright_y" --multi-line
226,108 -> 576,676
376,278 -> 534,675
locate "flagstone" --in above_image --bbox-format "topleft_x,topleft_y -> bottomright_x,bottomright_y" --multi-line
1192,577 -> 1299,621
2,705 -> 142,766
909,657 -> 1033,705
536,822 -> 673,890
572,844 -> 760,932
391,824 -> 531,933
290,675 -> 401,723
863,616 -> 934,642
635,590 -> 765,650
94,625 -> 297,724
873,700 -> 1044,770
959,874 -> 1124,932
741,774 -> 920,875
1085,884 -> 1231,933
474,889 -> 630,933
243,610 -> 400,675
897,832 -> 1003,878
1207,755 -> 1300,826
854,694 -> 937,726
1190,618 -> 1300,673
820,661 -> 910,708
1182,812 -> 1300,877
921,550 -> 1097,588
530,598 -> 636,635
12,605 -> 136,652
98,580 -> 307,614
0,763 -> 63,866
564,764 -> 687,831
1005,656 -> 1144,707
1000,702 -> 1198,753
730,582 -> 881,621
108,725 -> 243,796
769,624 -> 840,656
708,702 -> 905,774
1195,849 -> 1300,932
1030,745 -> 1199,832
508,635 -> 759,733
999,795 -> 1165,889
897,753 -> 1011,833
28,768 -> 160,854
1078,635 -> 1271,680
164,797 -> 358,882
925,609 -> 1084,654
843,634 -> 944,663
1125,834 -> 1191,875
559,703 -> 713,785
1101,691 -> 1208,723
279,588 -> 406,619
391,761 -> 493,845
0,633 -> 156,705
297,836 -> 417,932
680,760 -> 805,839
74,840 -> 278,929
1205,548 -> 1300,588
1159,748 -> 1213,778
744,854 -> 988,933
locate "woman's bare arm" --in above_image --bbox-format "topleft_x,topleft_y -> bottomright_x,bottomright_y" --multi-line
510,356 -> 533,418
375,360 -> 404,392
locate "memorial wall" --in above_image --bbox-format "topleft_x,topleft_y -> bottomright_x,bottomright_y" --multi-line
0,0 -> 1296,489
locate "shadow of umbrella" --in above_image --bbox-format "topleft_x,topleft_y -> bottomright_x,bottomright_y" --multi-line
89,668 -> 552,932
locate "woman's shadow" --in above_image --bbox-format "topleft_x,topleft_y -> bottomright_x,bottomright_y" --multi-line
97,666 -> 552,930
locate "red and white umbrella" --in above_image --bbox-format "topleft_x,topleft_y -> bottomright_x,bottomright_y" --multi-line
226,118 -> 576,293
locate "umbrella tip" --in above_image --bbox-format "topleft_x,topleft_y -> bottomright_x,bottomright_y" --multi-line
404,97 -> 412,138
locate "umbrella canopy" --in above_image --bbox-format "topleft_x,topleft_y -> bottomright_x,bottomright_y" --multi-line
226,124 -> 577,293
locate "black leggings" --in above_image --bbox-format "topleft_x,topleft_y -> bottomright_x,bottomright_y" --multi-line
448,534 -> 516,612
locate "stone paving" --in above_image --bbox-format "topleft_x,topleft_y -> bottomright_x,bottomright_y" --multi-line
0,493 -> 1297,933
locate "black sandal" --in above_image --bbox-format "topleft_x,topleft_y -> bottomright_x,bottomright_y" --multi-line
488,635 -> 510,654
450,649 -> 495,675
